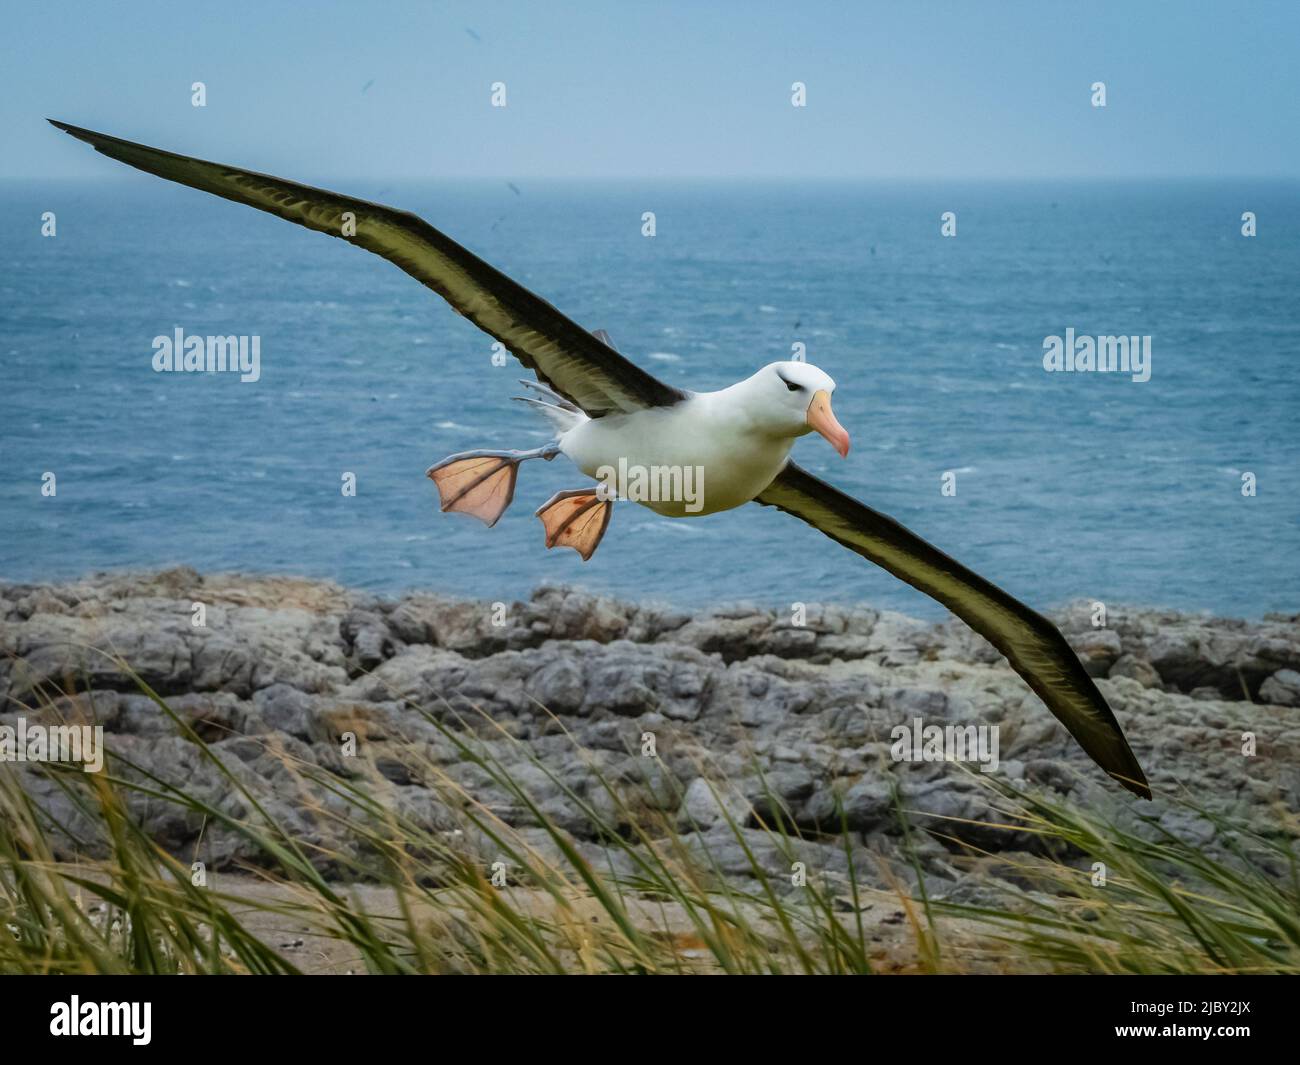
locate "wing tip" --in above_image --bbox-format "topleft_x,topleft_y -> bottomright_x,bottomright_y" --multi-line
48,118 -> 99,146
1111,768 -> 1152,800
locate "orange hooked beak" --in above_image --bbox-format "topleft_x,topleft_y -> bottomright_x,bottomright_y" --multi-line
806,389 -> 850,457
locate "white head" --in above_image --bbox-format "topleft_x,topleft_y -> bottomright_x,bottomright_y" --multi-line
740,361 -> 851,458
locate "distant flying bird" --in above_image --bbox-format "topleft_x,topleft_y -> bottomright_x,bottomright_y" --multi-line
48,119 -> 1151,798
361,79 -> 375,94
465,28 -> 482,42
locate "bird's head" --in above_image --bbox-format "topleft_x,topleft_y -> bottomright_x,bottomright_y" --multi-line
750,361 -> 851,458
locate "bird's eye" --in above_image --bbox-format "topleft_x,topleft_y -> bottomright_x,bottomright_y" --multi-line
783,378 -> 802,392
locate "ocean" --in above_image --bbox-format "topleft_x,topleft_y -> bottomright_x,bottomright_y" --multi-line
2,177 -> 1297,618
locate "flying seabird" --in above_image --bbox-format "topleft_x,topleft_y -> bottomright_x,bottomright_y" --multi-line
48,120 -> 1151,799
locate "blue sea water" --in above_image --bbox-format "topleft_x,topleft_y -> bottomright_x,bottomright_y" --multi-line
1,178 -> 1297,618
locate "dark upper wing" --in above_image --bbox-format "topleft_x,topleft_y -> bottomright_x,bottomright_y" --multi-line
49,120 -> 685,417
756,462 -> 1150,798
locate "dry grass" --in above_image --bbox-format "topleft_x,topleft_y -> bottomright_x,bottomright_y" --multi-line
2,655 -> 1297,975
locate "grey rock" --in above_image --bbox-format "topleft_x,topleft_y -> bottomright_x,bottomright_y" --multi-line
1109,654 -> 1162,689
2,570 -> 1296,890
680,776 -> 751,829
254,683 -> 320,742
800,778 -> 893,832
1069,628 -> 1123,677
1260,669 -> 1300,707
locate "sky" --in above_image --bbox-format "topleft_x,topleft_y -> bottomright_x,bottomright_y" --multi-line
4,0 -> 1300,181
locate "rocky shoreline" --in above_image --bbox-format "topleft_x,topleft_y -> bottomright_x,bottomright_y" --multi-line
2,568 -> 1298,896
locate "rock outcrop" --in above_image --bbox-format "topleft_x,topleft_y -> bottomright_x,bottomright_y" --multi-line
2,568 -> 1297,895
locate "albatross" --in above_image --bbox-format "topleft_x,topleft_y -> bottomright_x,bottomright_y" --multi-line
49,119 -> 1151,799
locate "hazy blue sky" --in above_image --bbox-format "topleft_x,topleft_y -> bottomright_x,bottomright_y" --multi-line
6,1 -> 1299,180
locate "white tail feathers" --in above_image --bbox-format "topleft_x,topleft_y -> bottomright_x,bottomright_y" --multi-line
514,379 -> 586,433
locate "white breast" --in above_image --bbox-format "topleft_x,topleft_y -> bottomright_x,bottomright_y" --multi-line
558,394 -> 793,516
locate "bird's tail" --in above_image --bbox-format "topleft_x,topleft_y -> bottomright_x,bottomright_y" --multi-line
513,379 -> 586,434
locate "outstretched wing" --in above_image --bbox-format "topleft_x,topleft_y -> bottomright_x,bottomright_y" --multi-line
756,462 -> 1150,798
49,120 -> 685,417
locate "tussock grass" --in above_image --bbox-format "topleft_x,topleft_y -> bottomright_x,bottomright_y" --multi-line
923,771 -> 1300,975
1,654 -> 1296,974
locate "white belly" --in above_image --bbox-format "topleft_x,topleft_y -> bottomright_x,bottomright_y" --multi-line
558,398 -> 792,517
